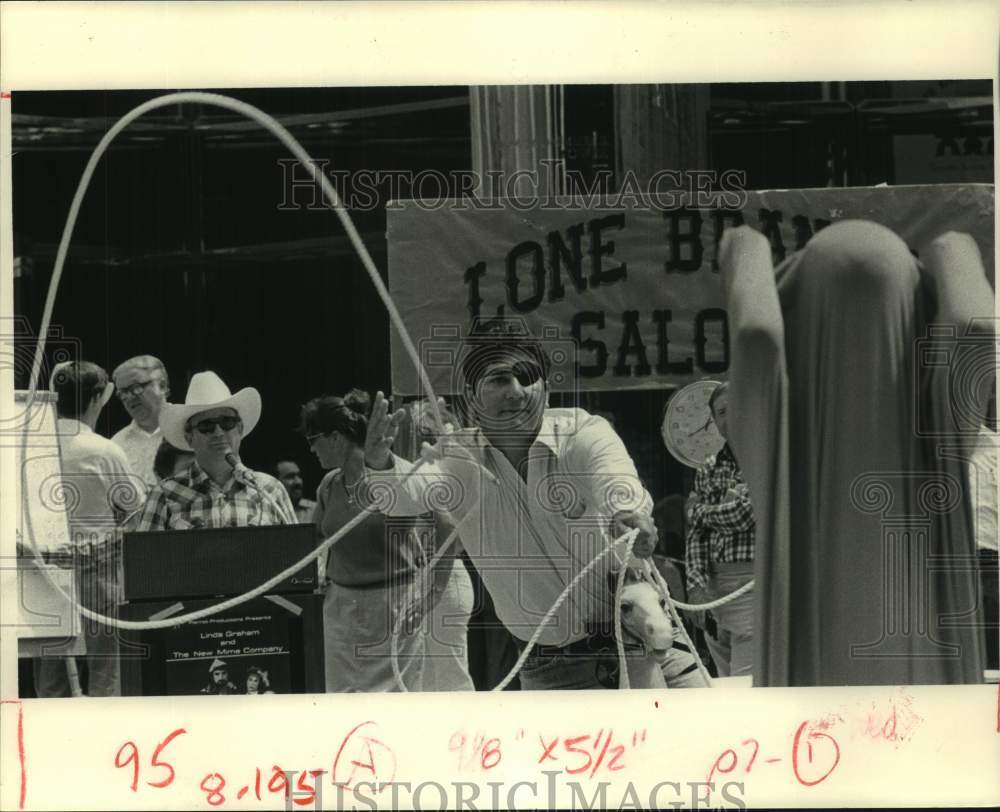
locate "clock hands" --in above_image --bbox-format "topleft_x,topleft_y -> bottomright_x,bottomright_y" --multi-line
687,418 -> 712,437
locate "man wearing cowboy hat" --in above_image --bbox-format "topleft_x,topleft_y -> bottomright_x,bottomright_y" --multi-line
131,371 -> 295,531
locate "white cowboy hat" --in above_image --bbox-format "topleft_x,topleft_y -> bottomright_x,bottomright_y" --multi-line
159,371 -> 261,451
208,658 -> 228,673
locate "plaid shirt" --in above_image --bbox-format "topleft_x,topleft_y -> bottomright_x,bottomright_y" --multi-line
130,461 -> 295,531
685,443 -> 756,591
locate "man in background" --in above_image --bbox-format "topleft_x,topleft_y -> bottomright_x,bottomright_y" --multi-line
111,354 -> 170,487
276,458 -> 324,582
276,460 -> 316,522
34,360 -> 145,697
685,381 -> 756,679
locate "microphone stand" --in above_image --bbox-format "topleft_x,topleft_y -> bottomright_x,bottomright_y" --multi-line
225,451 -> 297,525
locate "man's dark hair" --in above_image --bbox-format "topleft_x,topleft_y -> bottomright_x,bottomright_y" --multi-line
52,361 -> 108,419
459,318 -> 550,392
708,381 -> 729,415
153,440 -> 194,481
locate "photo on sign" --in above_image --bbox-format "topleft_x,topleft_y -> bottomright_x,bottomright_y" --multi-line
7,80 -> 996,704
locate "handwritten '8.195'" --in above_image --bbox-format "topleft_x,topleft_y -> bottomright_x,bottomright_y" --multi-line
113,720 -> 395,807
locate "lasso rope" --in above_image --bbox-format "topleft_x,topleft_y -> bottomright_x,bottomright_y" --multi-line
23,458 -> 429,630
492,528 -> 640,692
668,578 -> 755,612
613,532 -> 641,690
20,91 -> 450,632
641,559 -> 714,687
22,91 -> 749,687
25,91 -> 445,437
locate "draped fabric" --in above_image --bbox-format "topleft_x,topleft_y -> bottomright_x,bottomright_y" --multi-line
721,222 -> 991,686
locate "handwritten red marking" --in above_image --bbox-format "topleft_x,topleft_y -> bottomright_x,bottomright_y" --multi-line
791,720 -> 841,787
237,786 -> 249,800
292,770 -> 326,807
606,743 -> 626,772
1,702 -> 26,810
706,747 -> 738,787
148,728 -> 185,788
741,738 -> 760,772
332,721 -> 396,789
448,732 -> 466,766
114,741 -> 140,791
481,738 -> 502,770
765,757 -> 782,764
200,772 -> 227,806
268,765 -> 290,798
254,767 -> 262,801
15,703 -> 25,810
589,730 -> 612,778
563,735 -> 593,775
0,92 -> 11,99
538,735 -> 559,764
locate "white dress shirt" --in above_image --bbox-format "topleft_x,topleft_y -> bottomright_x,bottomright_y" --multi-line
57,418 -> 145,549
367,408 -> 652,646
111,421 -> 162,487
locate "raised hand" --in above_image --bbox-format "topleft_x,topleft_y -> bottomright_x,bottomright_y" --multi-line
364,390 -> 407,470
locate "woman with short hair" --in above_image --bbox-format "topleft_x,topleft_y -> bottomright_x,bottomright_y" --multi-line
301,389 -> 473,692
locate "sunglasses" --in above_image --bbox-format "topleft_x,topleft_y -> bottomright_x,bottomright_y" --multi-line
116,378 -> 161,400
190,416 -> 241,434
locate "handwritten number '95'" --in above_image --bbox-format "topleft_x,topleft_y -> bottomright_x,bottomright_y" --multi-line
114,729 -> 187,792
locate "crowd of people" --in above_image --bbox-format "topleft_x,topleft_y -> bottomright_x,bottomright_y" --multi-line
24,221 -> 998,697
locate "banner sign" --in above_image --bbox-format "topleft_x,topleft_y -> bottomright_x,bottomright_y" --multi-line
387,184 -> 994,394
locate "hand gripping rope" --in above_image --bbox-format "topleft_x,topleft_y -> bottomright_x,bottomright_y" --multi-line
22,92 -> 748,688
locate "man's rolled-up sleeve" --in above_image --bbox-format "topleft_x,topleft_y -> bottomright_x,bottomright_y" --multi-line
569,417 -> 652,519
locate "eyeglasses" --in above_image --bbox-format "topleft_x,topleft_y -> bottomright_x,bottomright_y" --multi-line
190,416 -> 242,434
116,378 -> 162,400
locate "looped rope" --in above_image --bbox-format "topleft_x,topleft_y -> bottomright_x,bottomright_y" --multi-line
492,528 -> 640,692
669,578 -> 755,612
640,559 -> 714,687
20,91 -> 451,632
23,92 -> 731,693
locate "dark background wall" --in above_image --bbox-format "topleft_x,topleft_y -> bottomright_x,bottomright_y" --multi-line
12,81 -> 993,502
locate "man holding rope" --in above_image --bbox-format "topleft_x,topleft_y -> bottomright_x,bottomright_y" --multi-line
359,320 -> 706,690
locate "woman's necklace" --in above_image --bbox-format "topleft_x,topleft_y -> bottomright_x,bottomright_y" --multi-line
339,473 -> 356,505
340,459 -> 363,505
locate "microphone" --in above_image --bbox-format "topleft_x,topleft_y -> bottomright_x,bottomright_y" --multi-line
225,451 -> 257,485
224,449 -> 295,525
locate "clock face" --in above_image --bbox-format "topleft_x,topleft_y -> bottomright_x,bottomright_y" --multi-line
662,380 -> 726,468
